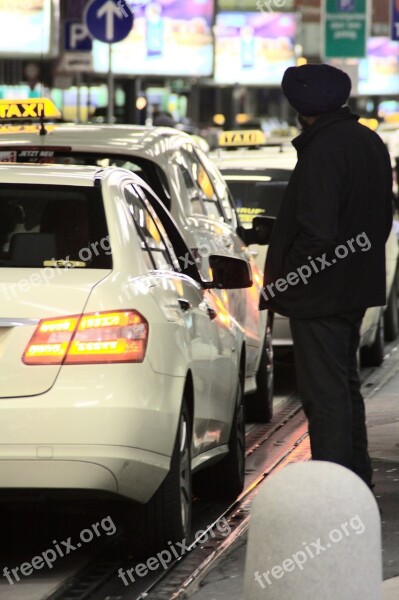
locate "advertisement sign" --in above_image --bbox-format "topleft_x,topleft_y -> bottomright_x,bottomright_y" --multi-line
323,0 -> 369,59
358,37 -> 399,95
0,0 -> 55,57
214,12 -> 296,85
392,0 -> 399,41
92,0 -> 214,77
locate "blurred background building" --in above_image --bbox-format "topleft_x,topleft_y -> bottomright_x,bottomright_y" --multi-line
0,1 -> 397,131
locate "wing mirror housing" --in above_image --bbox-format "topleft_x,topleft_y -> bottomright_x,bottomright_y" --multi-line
204,255 -> 253,289
237,215 -> 276,246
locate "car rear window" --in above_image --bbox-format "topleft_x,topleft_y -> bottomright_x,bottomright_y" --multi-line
0,185 -> 112,269
222,169 -> 291,225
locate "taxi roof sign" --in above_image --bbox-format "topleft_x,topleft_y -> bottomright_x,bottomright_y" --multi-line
218,130 -> 266,148
0,98 -> 61,121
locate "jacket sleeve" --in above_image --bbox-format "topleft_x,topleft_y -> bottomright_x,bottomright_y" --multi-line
284,143 -> 344,275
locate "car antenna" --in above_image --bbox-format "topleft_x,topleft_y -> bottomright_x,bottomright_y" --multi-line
38,105 -> 47,136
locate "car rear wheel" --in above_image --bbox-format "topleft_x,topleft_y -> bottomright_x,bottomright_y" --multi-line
194,373 -> 245,501
246,318 -> 274,423
384,275 -> 398,342
361,312 -> 385,367
126,401 -> 192,557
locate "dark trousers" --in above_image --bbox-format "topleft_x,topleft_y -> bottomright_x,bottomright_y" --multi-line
290,311 -> 373,488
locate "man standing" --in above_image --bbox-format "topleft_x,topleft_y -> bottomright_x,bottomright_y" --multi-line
260,64 -> 393,488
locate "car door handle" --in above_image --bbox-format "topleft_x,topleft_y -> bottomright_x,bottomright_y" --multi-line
207,307 -> 217,320
178,298 -> 191,312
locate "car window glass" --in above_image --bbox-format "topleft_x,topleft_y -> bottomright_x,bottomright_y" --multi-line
223,171 -> 290,225
196,147 -> 237,226
180,148 -> 225,222
123,185 -> 175,271
173,151 -> 206,215
0,185 -> 111,269
133,184 -> 181,271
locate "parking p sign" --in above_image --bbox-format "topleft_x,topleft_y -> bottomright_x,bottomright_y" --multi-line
65,20 -> 92,52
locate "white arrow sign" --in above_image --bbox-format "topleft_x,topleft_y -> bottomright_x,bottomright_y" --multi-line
97,0 -> 124,42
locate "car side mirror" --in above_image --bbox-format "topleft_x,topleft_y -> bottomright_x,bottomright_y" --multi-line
237,215 -> 276,246
205,255 -> 252,289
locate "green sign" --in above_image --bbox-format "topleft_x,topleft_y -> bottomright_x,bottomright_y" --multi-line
323,0 -> 369,59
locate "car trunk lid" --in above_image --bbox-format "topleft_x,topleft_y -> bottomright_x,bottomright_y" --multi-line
0,269 -> 109,398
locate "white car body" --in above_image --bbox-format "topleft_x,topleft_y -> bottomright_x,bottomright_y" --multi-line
0,163 -> 245,505
0,125 -> 271,408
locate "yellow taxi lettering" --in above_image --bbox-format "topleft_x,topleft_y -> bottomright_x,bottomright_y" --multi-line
219,130 -> 266,148
6,104 -> 22,118
22,102 -> 40,118
0,98 -> 61,121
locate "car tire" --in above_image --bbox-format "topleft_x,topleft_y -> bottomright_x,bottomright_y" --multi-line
361,312 -> 385,367
126,401 -> 192,557
194,373 -> 245,501
246,318 -> 274,423
384,275 -> 398,342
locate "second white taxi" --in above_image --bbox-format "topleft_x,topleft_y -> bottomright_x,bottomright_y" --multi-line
0,99 -> 274,423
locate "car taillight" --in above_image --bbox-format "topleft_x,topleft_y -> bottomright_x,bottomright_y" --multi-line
23,310 -> 148,365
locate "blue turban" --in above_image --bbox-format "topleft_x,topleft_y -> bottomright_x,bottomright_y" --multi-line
282,64 -> 352,117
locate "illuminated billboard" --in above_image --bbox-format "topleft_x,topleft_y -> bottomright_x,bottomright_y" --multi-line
0,0 -> 56,57
214,12 -> 297,85
93,0 -> 214,77
358,37 -> 399,96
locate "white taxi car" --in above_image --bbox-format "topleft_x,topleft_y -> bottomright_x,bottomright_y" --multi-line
0,99 -> 273,423
0,162 -> 252,552
211,130 -> 399,366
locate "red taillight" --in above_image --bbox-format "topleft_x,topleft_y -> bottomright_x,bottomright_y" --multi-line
23,311 -> 148,365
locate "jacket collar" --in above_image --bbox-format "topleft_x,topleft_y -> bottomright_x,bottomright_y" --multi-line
292,107 -> 359,154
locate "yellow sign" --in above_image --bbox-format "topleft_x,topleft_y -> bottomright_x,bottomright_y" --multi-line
237,206 -> 265,223
0,98 -> 61,120
219,130 -> 266,148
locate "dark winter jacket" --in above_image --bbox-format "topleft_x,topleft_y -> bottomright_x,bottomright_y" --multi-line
260,107 -> 393,318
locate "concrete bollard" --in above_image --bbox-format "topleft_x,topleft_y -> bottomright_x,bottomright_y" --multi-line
244,461 -> 381,600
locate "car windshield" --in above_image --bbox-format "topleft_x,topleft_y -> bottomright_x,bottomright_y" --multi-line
222,169 -> 291,226
0,185 -> 111,269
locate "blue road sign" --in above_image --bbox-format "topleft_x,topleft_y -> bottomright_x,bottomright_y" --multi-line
84,0 -> 134,44
65,20 -> 93,51
392,0 -> 399,41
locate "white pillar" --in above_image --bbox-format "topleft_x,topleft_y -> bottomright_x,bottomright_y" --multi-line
244,461 -> 381,600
